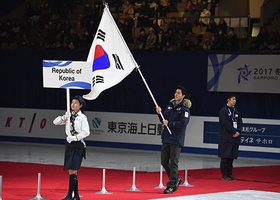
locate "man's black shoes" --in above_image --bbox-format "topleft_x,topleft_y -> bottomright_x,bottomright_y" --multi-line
222,175 -> 238,180
164,187 -> 174,194
174,177 -> 182,192
229,175 -> 238,180
221,175 -> 232,181
164,178 -> 182,194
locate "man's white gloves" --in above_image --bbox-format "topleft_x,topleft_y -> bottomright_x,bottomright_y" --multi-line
61,111 -> 71,121
66,135 -> 78,143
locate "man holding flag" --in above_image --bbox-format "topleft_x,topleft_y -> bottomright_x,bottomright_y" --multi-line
82,1 -> 187,195
156,85 -> 191,194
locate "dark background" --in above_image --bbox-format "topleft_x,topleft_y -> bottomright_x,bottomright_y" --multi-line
0,0 -> 25,17
1,49 -> 280,119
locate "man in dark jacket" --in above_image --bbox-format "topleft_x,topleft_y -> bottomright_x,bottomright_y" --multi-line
218,93 -> 243,181
155,85 -> 191,194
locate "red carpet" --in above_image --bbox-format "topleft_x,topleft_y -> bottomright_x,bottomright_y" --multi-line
0,162 -> 279,200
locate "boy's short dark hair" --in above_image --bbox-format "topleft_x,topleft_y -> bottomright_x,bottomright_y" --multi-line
176,85 -> 187,95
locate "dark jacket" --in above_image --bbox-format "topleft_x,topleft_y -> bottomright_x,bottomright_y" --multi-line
218,105 -> 243,159
159,99 -> 191,147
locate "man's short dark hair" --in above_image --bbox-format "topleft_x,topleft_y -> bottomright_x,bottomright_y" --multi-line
176,85 -> 187,95
225,93 -> 236,102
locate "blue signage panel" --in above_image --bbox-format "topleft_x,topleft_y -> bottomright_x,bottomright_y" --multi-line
204,121 -> 280,148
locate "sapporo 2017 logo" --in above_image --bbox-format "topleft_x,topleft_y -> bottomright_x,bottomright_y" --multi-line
237,64 -> 252,84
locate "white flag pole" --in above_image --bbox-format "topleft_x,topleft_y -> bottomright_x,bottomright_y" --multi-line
66,88 -> 70,112
66,88 -> 71,136
136,66 -> 172,135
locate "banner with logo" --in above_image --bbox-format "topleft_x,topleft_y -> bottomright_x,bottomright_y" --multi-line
42,60 -> 92,89
207,54 -> 280,93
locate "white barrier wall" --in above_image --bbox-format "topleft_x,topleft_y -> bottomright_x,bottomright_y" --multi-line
0,108 -> 279,159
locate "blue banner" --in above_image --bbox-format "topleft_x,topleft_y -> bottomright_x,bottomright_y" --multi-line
204,121 -> 280,148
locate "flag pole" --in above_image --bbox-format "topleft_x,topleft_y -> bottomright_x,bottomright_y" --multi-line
66,88 -> 71,136
66,88 -> 70,113
136,66 -> 172,135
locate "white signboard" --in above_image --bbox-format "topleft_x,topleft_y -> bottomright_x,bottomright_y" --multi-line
207,54 -> 280,93
42,60 -> 92,89
0,108 -> 279,158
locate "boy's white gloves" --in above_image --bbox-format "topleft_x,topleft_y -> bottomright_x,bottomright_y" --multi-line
61,111 -> 71,121
66,135 -> 77,143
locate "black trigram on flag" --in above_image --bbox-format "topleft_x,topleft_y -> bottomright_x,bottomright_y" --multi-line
92,75 -> 104,87
112,54 -> 124,70
96,29 -> 105,42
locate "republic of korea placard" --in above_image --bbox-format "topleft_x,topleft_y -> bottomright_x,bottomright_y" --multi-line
43,60 -> 92,89
207,54 -> 280,94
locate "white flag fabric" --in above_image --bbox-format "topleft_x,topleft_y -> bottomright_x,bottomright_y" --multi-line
83,4 -> 138,100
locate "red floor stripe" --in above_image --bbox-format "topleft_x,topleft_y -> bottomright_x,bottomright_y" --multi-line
0,162 -> 279,200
